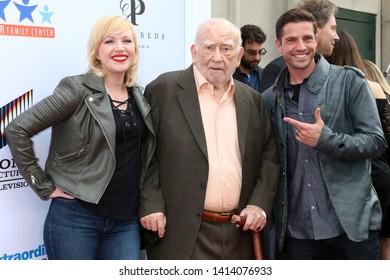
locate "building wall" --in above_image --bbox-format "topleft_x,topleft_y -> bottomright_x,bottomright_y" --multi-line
211,0 -> 389,73
382,0 -> 390,75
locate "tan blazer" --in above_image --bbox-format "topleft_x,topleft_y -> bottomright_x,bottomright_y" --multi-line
139,65 -> 280,259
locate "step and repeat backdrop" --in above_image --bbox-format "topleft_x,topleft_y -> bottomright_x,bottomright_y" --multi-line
0,0 -> 210,260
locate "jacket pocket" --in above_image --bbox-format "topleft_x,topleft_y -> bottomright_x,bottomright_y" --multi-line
58,146 -> 87,161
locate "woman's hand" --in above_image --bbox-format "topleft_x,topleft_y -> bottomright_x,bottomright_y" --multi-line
49,187 -> 75,199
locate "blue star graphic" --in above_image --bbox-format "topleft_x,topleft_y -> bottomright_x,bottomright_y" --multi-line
0,0 -> 11,21
14,1 -> 38,23
39,5 -> 53,24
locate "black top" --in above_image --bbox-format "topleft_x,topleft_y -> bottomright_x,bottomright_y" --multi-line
371,99 -> 390,179
80,88 -> 147,220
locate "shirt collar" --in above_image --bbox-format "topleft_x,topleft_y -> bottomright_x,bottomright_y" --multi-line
193,64 -> 235,98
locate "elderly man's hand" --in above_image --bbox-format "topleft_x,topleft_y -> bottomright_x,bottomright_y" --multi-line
237,205 -> 267,232
140,212 -> 166,238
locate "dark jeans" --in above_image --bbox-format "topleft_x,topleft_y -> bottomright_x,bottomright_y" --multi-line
44,198 -> 140,260
285,231 -> 380,260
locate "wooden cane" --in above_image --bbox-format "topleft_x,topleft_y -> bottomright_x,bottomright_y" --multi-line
231,214 -> 264,260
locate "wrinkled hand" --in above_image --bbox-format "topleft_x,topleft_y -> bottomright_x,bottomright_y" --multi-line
49,187 -> 75,199
283,107 -> 324,147
140,212 -> 166,238
237,205 -> 267,232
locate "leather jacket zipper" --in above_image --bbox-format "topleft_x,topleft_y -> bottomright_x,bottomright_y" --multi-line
58,147 -> 86,160
31,173 -> 37,187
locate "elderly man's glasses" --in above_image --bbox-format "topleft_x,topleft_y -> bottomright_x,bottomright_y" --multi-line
244,48 -> 267,56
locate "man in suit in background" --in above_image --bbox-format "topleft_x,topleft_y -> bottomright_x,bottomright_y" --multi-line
233,24 -> 267,93
260,0 -> 339,93
139,18 -> 280,259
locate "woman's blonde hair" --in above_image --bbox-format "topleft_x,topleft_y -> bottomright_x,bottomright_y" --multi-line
363,59 -> 390,101
87,15 -> 139,87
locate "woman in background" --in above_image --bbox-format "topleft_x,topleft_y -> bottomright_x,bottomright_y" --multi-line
363,59 -> 390,259
5,15 -> 155,259
326,30 -> 390,259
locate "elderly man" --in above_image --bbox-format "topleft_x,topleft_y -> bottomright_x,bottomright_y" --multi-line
139,18 -> 280,259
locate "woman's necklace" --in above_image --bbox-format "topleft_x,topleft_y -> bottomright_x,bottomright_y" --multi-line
105,83 -> 129,111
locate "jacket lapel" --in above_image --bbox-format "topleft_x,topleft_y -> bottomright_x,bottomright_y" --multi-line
132,86 -> 154,135
83,73 -> 116,154
234,85 -> 250,161
176,66 -> 208,159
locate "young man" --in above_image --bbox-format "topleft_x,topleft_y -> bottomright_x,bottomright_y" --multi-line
233,24 -> 267,92
139,18 -> 279,260
260,0 -> 339,93
262,8 -> 387,259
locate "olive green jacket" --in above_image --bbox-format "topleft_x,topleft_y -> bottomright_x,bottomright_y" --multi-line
5,72 -> 155,203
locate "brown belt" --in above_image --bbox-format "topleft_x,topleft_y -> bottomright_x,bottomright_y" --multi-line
202,209 -> 238,223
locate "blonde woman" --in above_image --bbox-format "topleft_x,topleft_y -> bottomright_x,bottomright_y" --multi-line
5,16 -> 155,259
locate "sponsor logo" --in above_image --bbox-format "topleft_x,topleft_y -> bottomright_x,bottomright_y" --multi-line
0,244 -> 47,260
120,0 -> 145,26
0,158 -> 26,192
0,159 -> 29,192
1,90 -> 33,149
1,91 -> 33,192
118,0 -> 165,50
0,0 -> 55,38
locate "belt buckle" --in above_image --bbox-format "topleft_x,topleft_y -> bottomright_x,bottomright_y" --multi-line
220,211 -> 232,216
